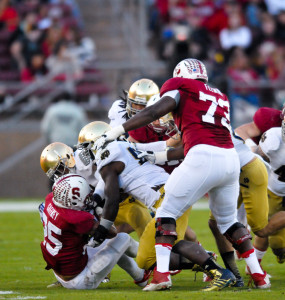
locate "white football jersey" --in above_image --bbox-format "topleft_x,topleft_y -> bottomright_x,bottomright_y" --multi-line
95,140 -> 169,208
231,130 -> 255,168
259,127 -> 285,196
108,99 -> 128,127
74,149 -> 98,187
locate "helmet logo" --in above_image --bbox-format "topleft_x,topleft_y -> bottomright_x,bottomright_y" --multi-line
72,187 -> 80,200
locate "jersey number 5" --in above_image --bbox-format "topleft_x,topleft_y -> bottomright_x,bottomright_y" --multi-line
43,212 -> 62,256
199,91 -> 230,131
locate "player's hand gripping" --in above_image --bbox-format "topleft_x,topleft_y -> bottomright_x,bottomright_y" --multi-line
137,150 -> 168,165
94,125 -> 125,151
90,225 -> 109,247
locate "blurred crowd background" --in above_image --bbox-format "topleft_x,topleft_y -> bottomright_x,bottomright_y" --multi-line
1,0 -> 285,198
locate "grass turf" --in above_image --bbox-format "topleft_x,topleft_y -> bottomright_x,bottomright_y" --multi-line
0,203 -> 284,300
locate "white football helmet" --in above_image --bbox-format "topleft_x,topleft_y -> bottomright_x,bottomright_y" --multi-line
147,94 -> 179,138
126,78 -> 159,117
52,174 -> 92,211
173,58 -> 208,83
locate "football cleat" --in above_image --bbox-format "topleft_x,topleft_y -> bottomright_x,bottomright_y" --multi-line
276,253 -> 285,264
142,267 -> 172,291
249,272 -> 271,289
102,272 -> 111,283
202,269 -> 236,292
169,270 -> 182,276
232,277 -> 244,287
47,281 -> 62,288
202,251 -> 218,282
245,262 -> 272,278
134,269 -> 152,287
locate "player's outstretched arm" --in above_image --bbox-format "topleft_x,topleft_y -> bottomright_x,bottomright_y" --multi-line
235,121 -> 262,141
123,96 -> 176,133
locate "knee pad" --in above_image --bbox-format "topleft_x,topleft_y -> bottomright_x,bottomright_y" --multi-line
155,217 -> 177,239
224,222 -> 252,250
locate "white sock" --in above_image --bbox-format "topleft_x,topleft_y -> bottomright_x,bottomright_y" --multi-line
155,243 -> 172,273
117,254 -> 144,281
245,251 -> 264,274
254,247 -> 266,262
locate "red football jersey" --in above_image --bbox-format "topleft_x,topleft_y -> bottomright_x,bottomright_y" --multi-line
129,124 -> 180,174
252,107 -> 282,144
160,78 -> 233,155
40,193 -> 95,276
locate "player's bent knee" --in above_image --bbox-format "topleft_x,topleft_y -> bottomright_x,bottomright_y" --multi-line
224,222 -> 252,250
155,217 -> 177,239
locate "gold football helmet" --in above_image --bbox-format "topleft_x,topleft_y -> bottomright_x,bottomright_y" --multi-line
78,121 -> 112,144
40,142 -> 76,180
126,78 -> 159,117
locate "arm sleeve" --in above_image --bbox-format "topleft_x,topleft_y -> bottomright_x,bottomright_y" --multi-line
162,90 -> 180,106
94,178 -> 105,199
259,129 -> 280,156
135,140 -> 167,152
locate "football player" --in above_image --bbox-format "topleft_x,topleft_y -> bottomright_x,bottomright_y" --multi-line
235,106 -> 284,264
40,141 -> 152,240
254,126 -> 285,263
108,78 -> 197,243
83,121 -> 236,292
208,129 -> 270,286
94,58 -> 270,290
40,173 -> 149,289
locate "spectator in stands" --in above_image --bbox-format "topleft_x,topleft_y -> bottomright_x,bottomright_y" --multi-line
20,51 -> 47,82
64,26 -> 96,67
46,39 -> 83,81
0,0 -> 19,32
276,10 -> 285,45
219,11 -> 252,54
264,0 -> 285,15
227,47 -> 260,122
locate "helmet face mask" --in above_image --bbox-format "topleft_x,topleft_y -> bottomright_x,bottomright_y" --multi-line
173,58 -> 208,83
147,94 -> 180,139
52,174 -> 92,211
40,142 -> 76,181
78,121 -> 112,155
126,78 -> 159,118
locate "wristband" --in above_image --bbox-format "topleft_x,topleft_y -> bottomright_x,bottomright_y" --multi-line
155,151 -> 168,164
100,218 -> 114,230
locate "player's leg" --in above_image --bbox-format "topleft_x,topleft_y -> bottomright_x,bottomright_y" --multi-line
240,158 -> 269,271
210,177 -> 271,288
208,216 -> 243,286
267,190 -> 285,263
145,146 -> 237,291
115,197 -> 152,238
84,233 -> 143,289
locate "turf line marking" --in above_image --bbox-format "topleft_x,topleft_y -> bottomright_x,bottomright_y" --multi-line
0,201 -> 209,212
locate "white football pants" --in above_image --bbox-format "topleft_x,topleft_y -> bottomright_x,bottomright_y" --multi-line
156,144 -> 240,234
54,233 -> 142,289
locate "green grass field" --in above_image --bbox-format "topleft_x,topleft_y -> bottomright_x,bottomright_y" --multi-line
0,202 -> 284,300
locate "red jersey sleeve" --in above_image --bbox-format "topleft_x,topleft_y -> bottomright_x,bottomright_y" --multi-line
253,107 -> 282,133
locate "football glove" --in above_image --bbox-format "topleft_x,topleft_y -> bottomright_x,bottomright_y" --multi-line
86,193 -> 105,217
137,150 -> 168,165
94,125 -> 125,150
90,224 -> 109,247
